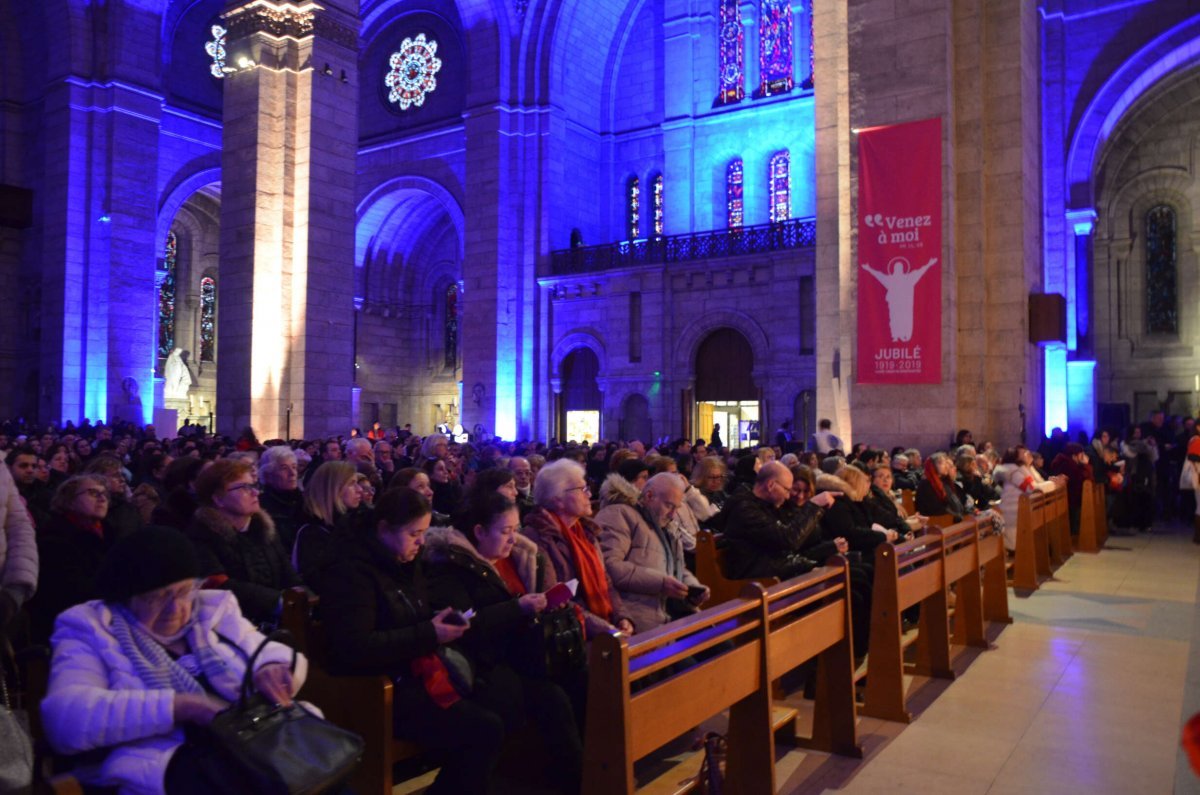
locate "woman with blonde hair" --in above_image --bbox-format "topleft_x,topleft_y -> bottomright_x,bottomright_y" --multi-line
687,455 -> 727,521
816,465 -> 901,555
292,460 -> 364,591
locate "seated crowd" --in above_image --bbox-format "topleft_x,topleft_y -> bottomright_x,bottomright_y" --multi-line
0,414 -> 1187,793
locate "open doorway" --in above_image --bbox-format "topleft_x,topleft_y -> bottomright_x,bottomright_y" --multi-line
693,327 -> 759,448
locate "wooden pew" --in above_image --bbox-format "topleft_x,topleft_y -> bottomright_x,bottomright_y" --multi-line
900,488 -> 916,516
933,519 -> 986,649
757,562 -> 863,759
280,591 -> 422,795
974,513 -> 1013,628
582,596 -> 775,795
1010,490 -> 1052,591
860,534 -> 954,724
1045,485 -> 1073,564
694,529 -> 780,605
1076,479 -> 1108,553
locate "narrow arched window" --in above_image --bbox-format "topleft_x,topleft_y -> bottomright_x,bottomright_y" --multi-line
726,159 -> 744,230
1146,204 -> 1178,334
769,150 -> 791,223
158,231 -> 177,362
444,281 -> 459,369
652,174 -> 664,237
717,0 -> 745,104
759,0 -> 794,97
199,276 -> 216,362
627,176 -> 641,240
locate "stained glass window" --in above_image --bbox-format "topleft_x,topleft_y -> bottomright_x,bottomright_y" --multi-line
726,159 -> 744,230
386,34 -> 443,110
717,0 -> 745,104
769,150 -> 791,223
802,7 -> 814,89
444,282 -> 459,369
157,231 -> 177,361
199,276 -> 216,362
653,175 -> 664,237
206,25 -> 227,79
627,176 -> 641,240
759,0 -> 794,96
1146,205 -> 1178,334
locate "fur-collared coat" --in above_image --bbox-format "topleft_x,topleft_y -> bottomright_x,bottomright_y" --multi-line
186,506 -> 302,625
594,474 -> 702,632
41,591 -> 305,795
815,473 -> 889,553
423,526 -> 552,667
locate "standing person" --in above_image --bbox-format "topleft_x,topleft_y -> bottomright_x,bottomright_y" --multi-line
811,419 -> 842,454
710,424 -> 723,453
1184,437 -> 1200,543
1049,442 -> 1095,537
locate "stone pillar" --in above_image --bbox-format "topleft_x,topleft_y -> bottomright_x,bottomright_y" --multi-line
814,0 -> 1043,451
39,3 -> 162,426
1065,208 -> 1098,437
217,0 -> 359,439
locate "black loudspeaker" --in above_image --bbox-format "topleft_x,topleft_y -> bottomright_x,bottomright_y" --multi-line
0,184 -> 33,228
1029,293 -> 1067,344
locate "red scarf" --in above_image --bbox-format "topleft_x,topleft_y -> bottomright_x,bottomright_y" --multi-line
495,557 -> 526,597
410,654 -> 461,709
65,511 -> 104,541
552,513 -> 613,622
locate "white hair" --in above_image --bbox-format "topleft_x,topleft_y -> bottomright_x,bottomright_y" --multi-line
533,459 -> 585,507
644,471 -> 684,499
346,437 -> 372,457
258,445 -> 297,478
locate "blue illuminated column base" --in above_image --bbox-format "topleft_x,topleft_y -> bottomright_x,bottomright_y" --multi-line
1043,347 -> 1096,439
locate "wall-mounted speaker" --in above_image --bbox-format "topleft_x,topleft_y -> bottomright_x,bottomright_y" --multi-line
1029,293 -> 1066,345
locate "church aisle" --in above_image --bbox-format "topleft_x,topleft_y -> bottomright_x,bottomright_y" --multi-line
778,522 -> 1200,794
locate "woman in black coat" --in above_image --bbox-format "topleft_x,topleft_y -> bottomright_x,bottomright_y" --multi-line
318,488 -> 506,795
425,492 -> 582,793
816,466 -> 899,555
863,465 -> 912,534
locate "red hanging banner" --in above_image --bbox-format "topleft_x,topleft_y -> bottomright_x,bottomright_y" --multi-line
856,117 -> 942,384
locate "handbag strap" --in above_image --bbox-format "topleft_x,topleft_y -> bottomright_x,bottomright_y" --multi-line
218,629 -> 298,708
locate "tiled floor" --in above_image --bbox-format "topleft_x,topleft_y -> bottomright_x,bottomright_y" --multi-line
776,521 -> 1200,794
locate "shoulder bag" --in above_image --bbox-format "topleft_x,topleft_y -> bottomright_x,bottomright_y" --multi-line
513,604 -> 586,680
187,630 -> 364,795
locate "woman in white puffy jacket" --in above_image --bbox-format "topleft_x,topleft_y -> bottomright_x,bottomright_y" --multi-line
994,445 -> 1061,552
40,527 -> 307,795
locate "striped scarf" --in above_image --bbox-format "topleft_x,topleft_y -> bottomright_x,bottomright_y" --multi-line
109,604 -> 243,698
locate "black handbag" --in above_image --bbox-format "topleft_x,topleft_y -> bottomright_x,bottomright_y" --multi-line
188,630 -> 364,795
513,605 -> 586,680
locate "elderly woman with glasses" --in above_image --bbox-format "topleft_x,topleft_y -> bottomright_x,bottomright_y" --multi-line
186,459 -> 303,627
522,459 -> 634,636
41,527 -> 305,795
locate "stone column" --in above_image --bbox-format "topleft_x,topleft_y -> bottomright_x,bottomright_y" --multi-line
39,2 -> 162,426
217,0 -> 359,439
814,0 -> 1043,452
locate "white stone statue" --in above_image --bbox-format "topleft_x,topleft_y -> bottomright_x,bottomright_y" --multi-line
163,348 -> 193,400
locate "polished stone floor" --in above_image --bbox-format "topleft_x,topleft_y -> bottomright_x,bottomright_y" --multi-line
779,521 -> 1200,794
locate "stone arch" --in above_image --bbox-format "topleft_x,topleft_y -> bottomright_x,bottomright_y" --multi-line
157,163 -> 221,253
356,175 -> 464,271
550,329 -> 608,381
1067,16 -> 1200,209
672,310 -> 769,378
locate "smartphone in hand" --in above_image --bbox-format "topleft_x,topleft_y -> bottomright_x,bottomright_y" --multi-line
687,585 -> 707,604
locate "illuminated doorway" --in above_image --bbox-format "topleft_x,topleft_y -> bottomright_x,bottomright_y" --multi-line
558,347 -> 602,442
694,328 -> 759,448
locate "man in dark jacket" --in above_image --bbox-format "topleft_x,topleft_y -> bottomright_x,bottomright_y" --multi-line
722,462 -> 815,580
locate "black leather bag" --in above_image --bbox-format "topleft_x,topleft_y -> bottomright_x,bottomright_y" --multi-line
189,631 -> 364,795
513,605 -> 586,680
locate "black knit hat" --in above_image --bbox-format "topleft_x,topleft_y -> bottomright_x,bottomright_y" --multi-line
95,526 -> 203,602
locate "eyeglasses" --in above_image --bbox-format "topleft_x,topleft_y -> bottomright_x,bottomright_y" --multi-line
564,484 -> 590,495
81,488 -> 109,500
226,483 -> 262,494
